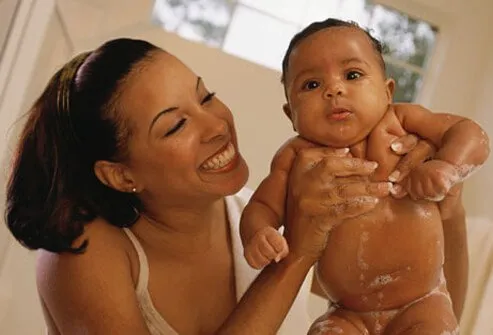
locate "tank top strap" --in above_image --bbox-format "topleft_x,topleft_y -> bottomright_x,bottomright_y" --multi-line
123,228 -> 149,294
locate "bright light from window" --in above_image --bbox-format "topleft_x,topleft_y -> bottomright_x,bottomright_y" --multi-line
152,0 -> 438,102
222,5 -> 298,71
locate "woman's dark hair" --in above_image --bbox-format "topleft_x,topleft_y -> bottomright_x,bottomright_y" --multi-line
281,18 -> 386,84
5,38 -> 160,253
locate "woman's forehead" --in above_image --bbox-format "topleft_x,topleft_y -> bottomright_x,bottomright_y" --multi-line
116,52 -> 199,124
122,52 -> 197,101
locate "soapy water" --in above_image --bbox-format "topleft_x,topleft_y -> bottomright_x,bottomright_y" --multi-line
417,205 -> 434,219
309,319 -> 343,335
369,274 -> 396,288
357,232 -> 370,271
456,163 -> 482,180
424,163 -> 482,202
440,327 -> 460,335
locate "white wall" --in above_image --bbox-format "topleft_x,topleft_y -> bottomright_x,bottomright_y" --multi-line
0,0 -> 492,333
466,23 -> 493,217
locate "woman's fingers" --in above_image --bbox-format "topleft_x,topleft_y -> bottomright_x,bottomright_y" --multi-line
390,134 -> 419,154
316,157 -> 378,178
331,181 -> 392,200
285,146 -> 392,261
389,139 -> 436,182
328,196 -> 380,221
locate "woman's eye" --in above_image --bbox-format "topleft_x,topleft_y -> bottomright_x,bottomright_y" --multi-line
201,92 -> 216,104
164,119 -> 186,137
347,71 -> 362,80
302,80 -> 320,90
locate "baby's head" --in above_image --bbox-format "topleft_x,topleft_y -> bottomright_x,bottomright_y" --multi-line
281,18 -> 395,147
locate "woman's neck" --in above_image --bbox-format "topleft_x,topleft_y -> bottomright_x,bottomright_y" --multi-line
132,197 -> 229,257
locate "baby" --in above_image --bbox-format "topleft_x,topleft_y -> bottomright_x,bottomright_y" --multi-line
240,18 -> 490,334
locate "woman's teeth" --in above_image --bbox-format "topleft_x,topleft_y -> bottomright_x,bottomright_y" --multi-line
202,143 -> 236,170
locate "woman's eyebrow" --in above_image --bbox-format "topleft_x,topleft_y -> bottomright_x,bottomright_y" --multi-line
148,106 -> 179,135
148,76 -> 202,135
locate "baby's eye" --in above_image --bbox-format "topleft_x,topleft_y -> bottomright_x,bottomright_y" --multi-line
346,71 -> 362,80
302,80 -> 321,90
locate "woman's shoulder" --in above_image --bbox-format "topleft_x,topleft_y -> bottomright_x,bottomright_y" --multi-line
35,217 -> 152,333
36,217 -> 133,290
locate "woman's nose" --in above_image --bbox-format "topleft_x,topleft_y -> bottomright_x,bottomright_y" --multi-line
200,112 -> 228,143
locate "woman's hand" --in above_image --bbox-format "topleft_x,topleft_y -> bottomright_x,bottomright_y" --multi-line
283,147 -> 392,263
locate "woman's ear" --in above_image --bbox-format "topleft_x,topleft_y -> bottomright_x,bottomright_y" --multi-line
94,160 -> 138,193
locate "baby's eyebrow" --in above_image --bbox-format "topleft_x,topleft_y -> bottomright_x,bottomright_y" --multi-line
341,57 -> 370,67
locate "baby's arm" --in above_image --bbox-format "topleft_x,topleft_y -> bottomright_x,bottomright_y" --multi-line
240,137 -> 315,269
393,103 -> 490,200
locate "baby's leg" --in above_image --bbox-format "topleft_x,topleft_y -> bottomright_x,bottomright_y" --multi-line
308,309 -> 370,335
384,291 -> 458,335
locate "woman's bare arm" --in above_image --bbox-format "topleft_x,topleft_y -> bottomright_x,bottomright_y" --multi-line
219,147 -> 391,334
36,219 -> 151,335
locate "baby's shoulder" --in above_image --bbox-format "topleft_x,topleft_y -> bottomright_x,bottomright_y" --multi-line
270,136 -> 316,171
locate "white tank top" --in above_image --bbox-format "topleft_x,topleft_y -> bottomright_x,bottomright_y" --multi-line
123,188 -> 312,334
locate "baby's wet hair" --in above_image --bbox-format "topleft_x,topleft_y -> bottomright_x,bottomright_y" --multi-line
281,18 -> 386,84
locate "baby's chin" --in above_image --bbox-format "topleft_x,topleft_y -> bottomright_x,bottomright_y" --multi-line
306,135 -> 365,149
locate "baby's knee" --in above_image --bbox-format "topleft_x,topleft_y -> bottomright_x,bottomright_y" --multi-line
385,293 -> 457,335
308,311 -> 368,335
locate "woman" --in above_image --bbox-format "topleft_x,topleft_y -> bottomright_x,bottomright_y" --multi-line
5,38 -> 465,334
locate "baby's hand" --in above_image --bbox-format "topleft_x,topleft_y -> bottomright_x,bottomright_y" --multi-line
244,226 -> 289,269
404,159 -> 460,201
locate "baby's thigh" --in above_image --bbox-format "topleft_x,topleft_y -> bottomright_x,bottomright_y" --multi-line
308,310 -> 369,335
384,293 -> 458,335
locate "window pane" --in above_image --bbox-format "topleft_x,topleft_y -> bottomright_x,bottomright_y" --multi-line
301,0 -> 340,26
222,5 -> 299,71
368,4 -> 437,68
334,0 -> 372,26
302,0 -> 373,28
386,62 -> 422,103
239,0 -> 306,24
152,0 -> 235,46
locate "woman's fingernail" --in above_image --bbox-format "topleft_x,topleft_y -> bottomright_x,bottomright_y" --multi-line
390,184 -> 403,195
389,170 -> 400,182
377,182 -> 392,192
275,254 -> 281,263
391,142 -> 403,152
336,148 -> 350,155
365,161 -> 378,169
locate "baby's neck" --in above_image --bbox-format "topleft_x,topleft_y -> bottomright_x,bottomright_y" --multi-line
349,138 -> 369,159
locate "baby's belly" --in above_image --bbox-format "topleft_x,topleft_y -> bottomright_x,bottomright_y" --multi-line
317,197 -> 444,312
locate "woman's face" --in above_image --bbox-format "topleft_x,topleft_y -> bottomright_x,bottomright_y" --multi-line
119,51 -> 249,206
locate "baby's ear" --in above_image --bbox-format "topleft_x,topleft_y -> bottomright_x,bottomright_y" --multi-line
282,103 -> 297,131
385,78 -> 396,102
283,103 -> 292,120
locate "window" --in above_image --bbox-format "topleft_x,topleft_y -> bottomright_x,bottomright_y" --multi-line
152,0 -> 437,102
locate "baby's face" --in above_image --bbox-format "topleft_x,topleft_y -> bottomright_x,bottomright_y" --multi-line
284,27 -> 394,147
